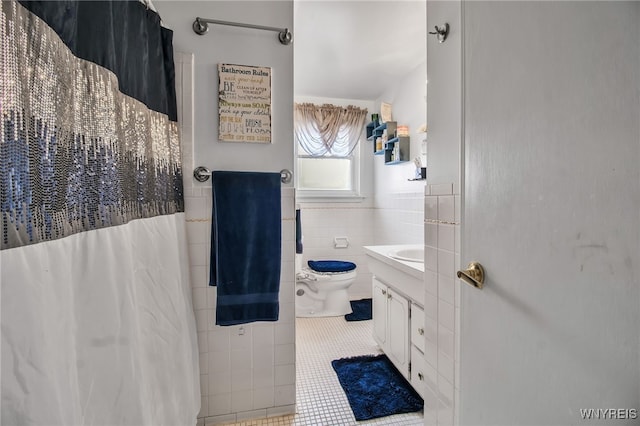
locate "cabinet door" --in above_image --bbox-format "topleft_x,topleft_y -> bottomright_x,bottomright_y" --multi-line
410,345 -> 427,398
410,303 -> 425,353
387,287 -> 410,379
372,278 -> 387,348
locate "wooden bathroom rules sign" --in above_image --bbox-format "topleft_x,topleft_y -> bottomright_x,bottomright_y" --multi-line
218,63 -> 272,143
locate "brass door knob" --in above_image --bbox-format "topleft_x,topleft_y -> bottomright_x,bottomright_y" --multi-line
457,262 -> 485,289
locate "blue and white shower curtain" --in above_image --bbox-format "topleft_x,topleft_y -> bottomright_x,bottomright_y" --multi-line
1,1 -> 199,424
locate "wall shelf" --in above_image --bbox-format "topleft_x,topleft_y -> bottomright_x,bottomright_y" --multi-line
366,122 -> 386,142
368,121 -> 395,154
367,120 -> 409,163
384,135 -> 410,164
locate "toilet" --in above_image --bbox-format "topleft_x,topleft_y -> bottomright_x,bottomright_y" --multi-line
295,255 -> 356,317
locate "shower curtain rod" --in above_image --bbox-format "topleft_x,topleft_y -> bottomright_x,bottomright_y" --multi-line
192,17 -> 292,45
193,166 -> 293,184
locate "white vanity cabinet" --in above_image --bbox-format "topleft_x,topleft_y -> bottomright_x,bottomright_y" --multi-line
364,244 -> 427,397
409,303 -> 427,398
372,278 -> 388,347
372,277 -> 410,379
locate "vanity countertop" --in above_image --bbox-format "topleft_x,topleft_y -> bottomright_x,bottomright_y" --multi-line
362,244 -> 424,281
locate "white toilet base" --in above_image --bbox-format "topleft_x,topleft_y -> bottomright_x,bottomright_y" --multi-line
295,285 -> 353,318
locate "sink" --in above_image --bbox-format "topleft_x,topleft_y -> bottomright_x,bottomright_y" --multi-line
388,247 -> 424,263
363,244 -> 424,306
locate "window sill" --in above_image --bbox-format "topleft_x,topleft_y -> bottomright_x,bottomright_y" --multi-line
295,192 -> 366,204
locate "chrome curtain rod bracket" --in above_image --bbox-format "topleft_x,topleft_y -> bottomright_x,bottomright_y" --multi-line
193,167 -> 293,184
192,17 -> 292,45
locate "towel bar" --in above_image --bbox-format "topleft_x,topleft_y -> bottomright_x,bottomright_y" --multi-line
193,166 -> 292,184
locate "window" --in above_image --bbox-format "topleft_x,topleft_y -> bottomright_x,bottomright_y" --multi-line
294,103 -> 367,199
297,156 -> 354,191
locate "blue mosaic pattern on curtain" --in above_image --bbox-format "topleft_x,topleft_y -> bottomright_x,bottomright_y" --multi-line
1,1 -> 183,250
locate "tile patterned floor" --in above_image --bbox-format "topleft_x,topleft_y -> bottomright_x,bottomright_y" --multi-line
220,316 -> 424,426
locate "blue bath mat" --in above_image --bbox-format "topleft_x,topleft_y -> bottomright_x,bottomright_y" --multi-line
344,298 -> 372,321
331,354 -> 423,421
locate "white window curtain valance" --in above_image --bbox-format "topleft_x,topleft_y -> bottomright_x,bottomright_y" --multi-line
294,103 -> 367,157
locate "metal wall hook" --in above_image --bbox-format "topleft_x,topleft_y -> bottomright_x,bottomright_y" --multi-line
428,23 -> 449,43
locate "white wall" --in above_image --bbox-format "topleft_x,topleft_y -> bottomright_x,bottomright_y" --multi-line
423,1 -> 463,425
296,200 -> 375,299
162,1 -> 294,174
425,5 -> 461,190
159,2 -> 296,424
374,62 -> 428,246
374,61 -> 428,196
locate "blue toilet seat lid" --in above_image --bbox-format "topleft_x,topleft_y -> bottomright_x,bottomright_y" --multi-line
307,260 -> 356,273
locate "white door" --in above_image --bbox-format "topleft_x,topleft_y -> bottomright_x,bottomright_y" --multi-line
387,288 -> 410,379
460,2 -> 639,425
372,278 -> 387,348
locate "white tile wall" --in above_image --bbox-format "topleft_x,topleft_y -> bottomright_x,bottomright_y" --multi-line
296,201 -> 375,299
176,52 -> 295,424
424,183 -> 460,426
296,190 -> 425,300
374,192 -> 425,246
188,188 -> 296,424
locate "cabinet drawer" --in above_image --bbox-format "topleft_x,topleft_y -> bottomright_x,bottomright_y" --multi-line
410,345 -> 426,398
411,303 -> 425,352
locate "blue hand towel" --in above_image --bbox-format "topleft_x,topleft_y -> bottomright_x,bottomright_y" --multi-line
295,208 -> 303,254
209,171 -> 281,326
